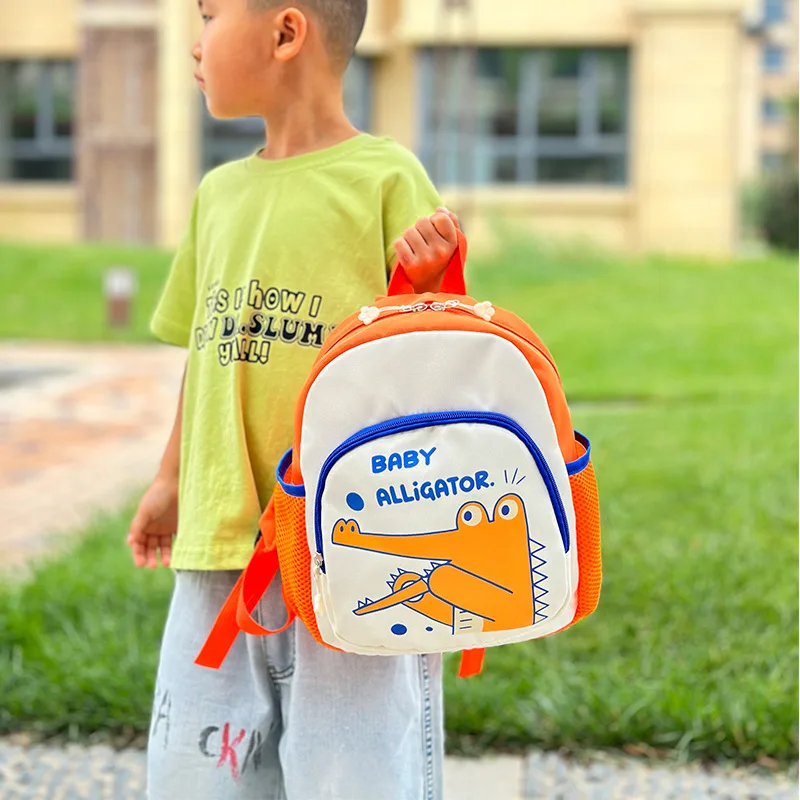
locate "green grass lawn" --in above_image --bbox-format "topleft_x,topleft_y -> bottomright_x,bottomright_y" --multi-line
0,238 -> 797,764
0,240 -> 171,342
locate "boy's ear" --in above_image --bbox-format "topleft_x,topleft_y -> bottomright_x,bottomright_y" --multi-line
273,7 -> 308,62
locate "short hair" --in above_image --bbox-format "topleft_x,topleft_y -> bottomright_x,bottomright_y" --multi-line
257,0 -> 368,68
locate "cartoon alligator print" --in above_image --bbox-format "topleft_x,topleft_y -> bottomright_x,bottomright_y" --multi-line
330,494 -> 549,634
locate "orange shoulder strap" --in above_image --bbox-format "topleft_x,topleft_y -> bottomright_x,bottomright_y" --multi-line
458,648 -> 485,678
195,499 -> 295,670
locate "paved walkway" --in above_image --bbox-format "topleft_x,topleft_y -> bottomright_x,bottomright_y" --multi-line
0,342 -> 184,572
0,343 -> 797,799
0,738 -> 796,799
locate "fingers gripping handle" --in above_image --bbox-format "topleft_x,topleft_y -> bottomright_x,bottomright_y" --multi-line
388,228 -> 468,297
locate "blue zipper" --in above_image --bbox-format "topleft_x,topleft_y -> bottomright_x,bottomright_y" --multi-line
314,411 -> 570,571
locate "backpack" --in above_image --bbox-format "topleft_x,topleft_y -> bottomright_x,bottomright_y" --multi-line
195,232 -> 602,678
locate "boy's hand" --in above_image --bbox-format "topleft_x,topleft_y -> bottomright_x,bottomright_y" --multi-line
394,208 -> 461,294
127,476 -> 178,568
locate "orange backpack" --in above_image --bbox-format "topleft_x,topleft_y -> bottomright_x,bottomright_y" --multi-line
196,232 -> 601,678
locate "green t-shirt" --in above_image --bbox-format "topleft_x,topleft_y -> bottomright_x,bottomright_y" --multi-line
151,134 -> 443,570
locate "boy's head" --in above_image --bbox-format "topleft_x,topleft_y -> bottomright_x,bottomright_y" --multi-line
254,0 -> 366,68
193,0 -> 367,119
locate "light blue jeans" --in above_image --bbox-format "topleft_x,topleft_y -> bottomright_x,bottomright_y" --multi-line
147,570 -> 444,800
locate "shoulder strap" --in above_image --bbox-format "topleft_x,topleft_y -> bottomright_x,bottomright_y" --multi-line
195,499 -> 295,670
194,566 -> 248,669
235,544 -> 296,636
458,648 -> 485,678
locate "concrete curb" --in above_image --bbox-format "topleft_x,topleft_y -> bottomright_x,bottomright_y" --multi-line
0,741 -> 796,799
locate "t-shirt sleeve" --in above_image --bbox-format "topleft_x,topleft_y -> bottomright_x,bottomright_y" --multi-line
150,192 -> 199,348
382,146 -> 444,273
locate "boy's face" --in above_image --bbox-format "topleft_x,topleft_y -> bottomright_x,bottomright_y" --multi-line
193,0 -> 283,119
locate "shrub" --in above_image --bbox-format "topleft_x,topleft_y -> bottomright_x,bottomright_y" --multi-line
761,172 -> 799,252
740,180 -> 766,241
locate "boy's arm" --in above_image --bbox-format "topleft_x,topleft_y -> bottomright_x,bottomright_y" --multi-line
128,188 -> 199,568
127,366 -> 185,569
382,147 -> 461,293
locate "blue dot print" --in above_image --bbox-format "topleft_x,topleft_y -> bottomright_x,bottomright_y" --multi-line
501,504 -> 510,516
426,626 -> 433,632
346,493 -> 365,512
464,510 -> 473,522
391,624 -> 408,636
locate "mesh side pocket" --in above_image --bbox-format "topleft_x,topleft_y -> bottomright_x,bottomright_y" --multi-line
273,481 -> 325,645
568,437 -> 602,623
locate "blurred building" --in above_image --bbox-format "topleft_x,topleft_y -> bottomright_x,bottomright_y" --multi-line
0,0 -> 797,256
740,0 -> 799,178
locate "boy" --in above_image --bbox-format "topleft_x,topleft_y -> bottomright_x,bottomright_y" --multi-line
127,0 -> 461,798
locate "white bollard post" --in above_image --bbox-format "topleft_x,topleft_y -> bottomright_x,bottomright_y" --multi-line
103,267 -> 137,329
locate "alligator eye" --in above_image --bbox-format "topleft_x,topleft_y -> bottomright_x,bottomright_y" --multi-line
460,503 -> 485,527
495,496 -> 520,521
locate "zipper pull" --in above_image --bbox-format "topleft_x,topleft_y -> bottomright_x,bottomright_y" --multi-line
358,306 -> 380,325
472,301 -> 495,321
312,554 -> 326,615
358,299 -> 496,326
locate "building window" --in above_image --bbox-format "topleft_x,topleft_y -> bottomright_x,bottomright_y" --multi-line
418,48 -> 629,186
763,44 -> 786,73
764,0 -> 786,24
201,56 -> 372,173
343,55 -> 372,132
762,97 -> 784,122
0,61 -> 75,181
201,113 -> 263,173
